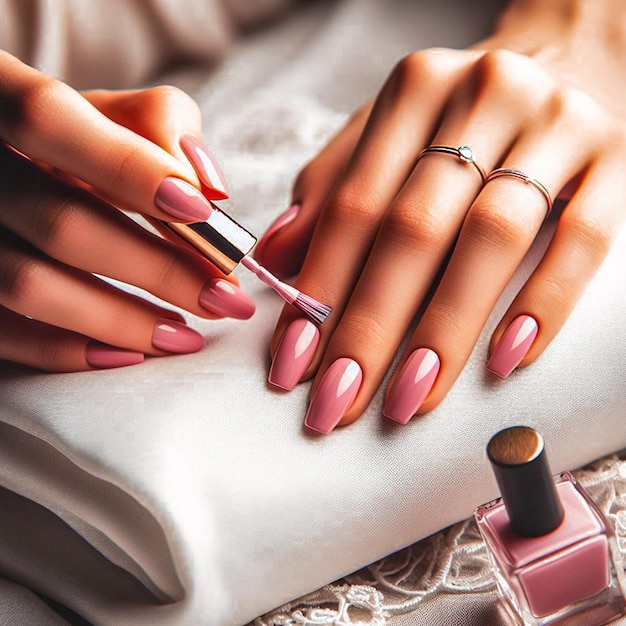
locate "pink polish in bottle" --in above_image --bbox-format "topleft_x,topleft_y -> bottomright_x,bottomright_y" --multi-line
304,358 -> 362,434
474,426 -> 626,625
269,318 -> 319,391
487,315 -> 538,378
180,135 -> 229,201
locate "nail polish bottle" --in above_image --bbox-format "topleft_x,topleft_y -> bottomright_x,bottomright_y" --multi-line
474,426 -> 626,625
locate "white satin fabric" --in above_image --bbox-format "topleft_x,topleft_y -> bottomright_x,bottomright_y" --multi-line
1,1 -> 625,625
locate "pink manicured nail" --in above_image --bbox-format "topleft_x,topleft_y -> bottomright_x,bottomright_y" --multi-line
254,204 -> 301,262
269,318 -> 319,390
383,348 -> 440,424
199,278 -> 255,319
152,318 -> 205,353
180,135 -> 229,200
85,342 -> 144,369
154,177 -> 213,222
304,358 -> 362,434
487,315 -> 538,379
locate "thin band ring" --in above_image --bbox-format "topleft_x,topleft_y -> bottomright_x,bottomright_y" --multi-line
486,168 -> 553,217
418,145 -> 486,184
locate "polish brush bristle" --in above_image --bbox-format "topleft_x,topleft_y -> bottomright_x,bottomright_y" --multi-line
291,292 -> 333,325
240,256 -> 332,325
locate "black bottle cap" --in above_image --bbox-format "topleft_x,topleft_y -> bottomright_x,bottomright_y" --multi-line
487,426 -> 564,537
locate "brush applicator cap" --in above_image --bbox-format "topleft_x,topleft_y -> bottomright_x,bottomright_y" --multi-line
487,426 -> 564,537
161,202 -> 257,274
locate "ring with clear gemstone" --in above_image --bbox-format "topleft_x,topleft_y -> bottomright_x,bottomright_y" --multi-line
418,145 -> 486,183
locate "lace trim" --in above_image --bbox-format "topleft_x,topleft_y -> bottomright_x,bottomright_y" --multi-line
252,455 -> 626,625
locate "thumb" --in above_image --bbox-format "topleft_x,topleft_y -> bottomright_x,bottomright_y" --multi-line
83,86 -> 229,201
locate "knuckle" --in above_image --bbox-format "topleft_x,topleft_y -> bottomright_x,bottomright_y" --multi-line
323,186 -> 383,232
153,245 -> 193,292
424,301 -> 472,343
337,310 -> 389,348
5,77 -> 65,147
388,49 -> 451,93
0,255 -> 44,307
146,85 -> 199,114
383,201 -> 448,249
463,201 -> 526,250
107,142 -> 146,191
473,49 -> 552,107
475,49 -> 525,84
32,196 -> 86,249
560,210 -> 613,259
111,85 -> 201,131
134,85 -> 202,131
544,87 -> 606,133
539,273 -> 571,311
35,337 -> 70,372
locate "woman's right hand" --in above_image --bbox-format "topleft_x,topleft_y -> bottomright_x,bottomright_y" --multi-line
0,51 -> 255,372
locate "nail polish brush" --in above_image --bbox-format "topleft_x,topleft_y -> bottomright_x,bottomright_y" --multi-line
147,205 -> 332,325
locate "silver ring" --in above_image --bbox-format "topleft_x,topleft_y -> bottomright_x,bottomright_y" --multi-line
485,168 -> 553,216
418,145 -> 486,184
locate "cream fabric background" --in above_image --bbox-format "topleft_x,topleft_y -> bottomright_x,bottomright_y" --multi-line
1,1 -> 625,624
0,0 -> 298,88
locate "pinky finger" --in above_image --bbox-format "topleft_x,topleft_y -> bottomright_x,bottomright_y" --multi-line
0,306 -> 143,372
487,160 -> 625,378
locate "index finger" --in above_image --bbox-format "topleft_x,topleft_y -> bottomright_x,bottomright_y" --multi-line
0,51 -> 212,223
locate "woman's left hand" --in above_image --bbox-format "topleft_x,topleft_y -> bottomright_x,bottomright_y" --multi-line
255,0 -> 626,433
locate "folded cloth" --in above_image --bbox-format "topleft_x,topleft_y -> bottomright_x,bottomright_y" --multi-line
1,1 -> 625,625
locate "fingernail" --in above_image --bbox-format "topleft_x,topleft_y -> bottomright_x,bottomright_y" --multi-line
199,278 -> 255,319
180,135 -> 229,200
254,203 -> 301,262
383,348 -> 440,424
269,318 -> 319,390
152,318 -> 205,353
304,358 -> 362,434
487,315 -> 538,379
154,177 -> 213,222
85,342 -> 144,369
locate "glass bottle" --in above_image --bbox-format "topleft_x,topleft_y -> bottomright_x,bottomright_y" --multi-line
474,426 -> 626,625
